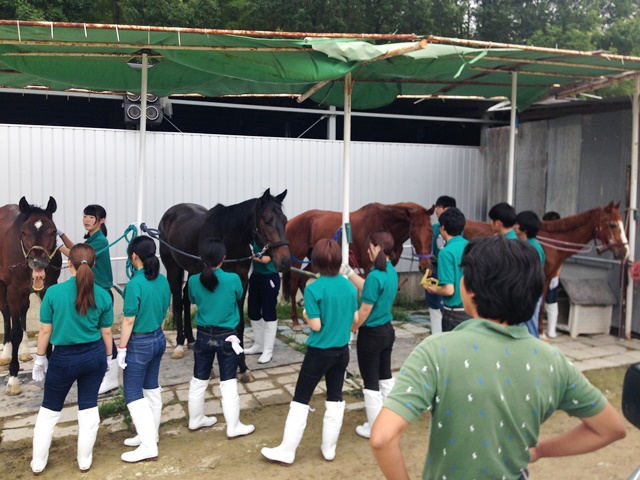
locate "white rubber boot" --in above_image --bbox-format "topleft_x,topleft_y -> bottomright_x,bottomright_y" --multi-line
121,398 -> 158,463
124,387 -> 163,447
355,389 -> 383,439
429,308 -> 443,335
188,377 -> 217,430
258,321 -> 278,364
31,407 -> 62,474
220,379 -> 255,438
546,302 -> 558,338
321,401 -> 345,461
261,401 -> 310,465
77,407 -> 100,472
379,377 -> 396,403
244,319 -> 265,355
97,363 -> 119,394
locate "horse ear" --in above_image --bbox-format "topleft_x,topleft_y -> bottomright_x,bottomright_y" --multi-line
275,189 -> 287,203
260,189 -> 271,202
615,201 -> 621,210
18,197 -> 29,214
426,204 -> 436,216
46,197 -> 57,214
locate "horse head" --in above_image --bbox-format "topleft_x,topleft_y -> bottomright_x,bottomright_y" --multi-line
408,204 -> 435,273
255,189 -> 291,272
18,196 -> 59,291
595,201 -> 629,260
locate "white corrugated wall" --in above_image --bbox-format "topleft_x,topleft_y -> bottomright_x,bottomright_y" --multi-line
1,124 -> 486,283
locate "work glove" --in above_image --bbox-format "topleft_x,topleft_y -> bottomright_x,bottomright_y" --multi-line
339,263 -> 354,278
549,276 -> 560,290
105,356 -> 113,374
116,347 -> 127,370
56,227 -> 64,237
32,354 -> 48,382
225,335 -> 244,355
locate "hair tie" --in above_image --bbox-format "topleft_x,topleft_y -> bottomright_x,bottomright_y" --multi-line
81,260 -> 88,264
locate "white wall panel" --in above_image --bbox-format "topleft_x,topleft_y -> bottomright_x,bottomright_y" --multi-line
2,125 -> 485,282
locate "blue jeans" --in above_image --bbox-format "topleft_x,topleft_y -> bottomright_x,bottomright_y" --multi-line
357,322 -> 395,390
293,345 -> 349,404
524,296 -> 542,338
193,326 -> 238,382
424,263 -> 443,310
123,328 -> 166,404
43,339 -> 106,411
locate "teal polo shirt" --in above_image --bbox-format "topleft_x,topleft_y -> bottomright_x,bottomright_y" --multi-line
251,241 -> 278,275
188,269 -> 243,329
431,223 -> 442,263
85,230 -> 113,291
361,260 -> 398,328
437,235 -> 468,308
123,268 -> 171,333
304,275 -> 357,349
503,229 -> 518,240
527,238 -> 546,265
40,277 -> 113,345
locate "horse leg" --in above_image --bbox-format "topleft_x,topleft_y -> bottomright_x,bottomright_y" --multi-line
7,310 -> 23,395
183,282 -> 196,346
237,280 -> 254,384
289,271 -> 301,331
0,295 -> 10,367
18,299 -> 32,363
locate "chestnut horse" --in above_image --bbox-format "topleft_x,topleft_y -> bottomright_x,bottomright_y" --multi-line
159,189 -> 291,381
464,202 -> 629,333
0,197 -> 62,395
282,202 -> 435,329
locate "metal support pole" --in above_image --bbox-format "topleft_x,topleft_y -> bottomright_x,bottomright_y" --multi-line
327,105 -> 336,140
625,76 -> 639,339
342,74 -> 352,263
507,71 -> 518,205
135,53 -> 148,228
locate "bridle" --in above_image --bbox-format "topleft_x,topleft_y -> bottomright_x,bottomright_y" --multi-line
408,217 -> 433,261
20,233 -> 60,263
593,207 -> 627,254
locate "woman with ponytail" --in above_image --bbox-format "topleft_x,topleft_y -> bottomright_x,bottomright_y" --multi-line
186,238 -> 254,439
341,230 -> 398,440
31,244 -> 114,475
117,236 -> 170,463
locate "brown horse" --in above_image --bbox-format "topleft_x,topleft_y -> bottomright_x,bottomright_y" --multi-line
283,202 -> 435,329
464,202 -> 629,333
0,197 -> 62,395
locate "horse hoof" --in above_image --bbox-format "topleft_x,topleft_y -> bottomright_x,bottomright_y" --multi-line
291,324 -> 302,332
19,352 -> 33,363
186,342 -> 195,350
0,357 -> 10,367
5,376 -> 21,396
239,372 -> 255,383
172,346 -> 185,360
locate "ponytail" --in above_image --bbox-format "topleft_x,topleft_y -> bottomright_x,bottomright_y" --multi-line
199,238 -> 226,292
69,244 -> 96,316
127,236 -> 160,280
368,230 -> 395,272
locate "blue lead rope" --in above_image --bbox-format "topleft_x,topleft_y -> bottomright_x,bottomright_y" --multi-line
94,224 -> 138,280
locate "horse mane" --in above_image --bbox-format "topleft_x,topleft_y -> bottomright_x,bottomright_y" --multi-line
208,197 -> 258,234
541,207 -> 598,233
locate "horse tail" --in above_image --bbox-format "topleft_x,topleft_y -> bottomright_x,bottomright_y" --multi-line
282,270 -> 291,302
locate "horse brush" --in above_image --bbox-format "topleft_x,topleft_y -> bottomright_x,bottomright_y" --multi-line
290,267 -> 320,279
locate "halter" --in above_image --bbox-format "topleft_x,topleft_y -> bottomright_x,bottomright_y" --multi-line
408,218 -> 433,260
253,226 -> 290,252
593,207 -> 628,254
20,235 -> 60,262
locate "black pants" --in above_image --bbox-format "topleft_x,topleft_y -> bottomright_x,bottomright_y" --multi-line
442,308 -> 472,332
293,345 -> 349,404
357,322 -> 395,390
247,272 -> 280,322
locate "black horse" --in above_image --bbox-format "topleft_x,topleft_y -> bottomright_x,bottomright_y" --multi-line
158,189 -> 291,381
0,197 -> 62,395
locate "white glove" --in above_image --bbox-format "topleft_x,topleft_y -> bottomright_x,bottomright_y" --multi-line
339,263 -> 354,278
56,227 -> 64,237
105,356 -> 113,374
56,236 -> 64,249
349,331 -> 356,344
549,276 -> 560,290
225,335 -> 244,355
32,354 -> 48,382
116,347 -> 127,370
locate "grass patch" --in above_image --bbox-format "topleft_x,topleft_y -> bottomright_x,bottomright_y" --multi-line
99,387 -> 130,423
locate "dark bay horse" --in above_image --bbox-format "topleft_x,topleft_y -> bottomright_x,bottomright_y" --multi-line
283,202 -> 435,329
158,189 -> 290,381
464,202 -> 629,333
0,197 -> 61,395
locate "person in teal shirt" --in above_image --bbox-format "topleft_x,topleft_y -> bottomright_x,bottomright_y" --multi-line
262,239 -> 358,465
57,204 -> 117,393
343,230 -> 398,440
244,240 -> 280,364
186,238 -> 254,439
489,201 -> 518,239
515,210 -> 546,338
426,207 -> 470,331
116,236 -> 171,463
31,244 -> 113,475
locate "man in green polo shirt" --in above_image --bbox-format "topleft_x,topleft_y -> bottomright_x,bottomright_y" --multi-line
489,202 -> 518,239
425,207 -> 470,331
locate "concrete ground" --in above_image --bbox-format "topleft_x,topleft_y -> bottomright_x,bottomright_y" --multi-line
2,313 -> 640,445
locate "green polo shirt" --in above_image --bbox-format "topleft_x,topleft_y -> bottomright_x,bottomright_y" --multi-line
40,277 -> 113,345
251,241 -> 278,275
527,238 -> 546,265
123,268 -> 171,333
188,269 -> 243,329
437,235 -> 468,308
386,320 -> 607,480
304,275 -> 357,349
503,229 -> 518,240
85,230 -> 113,291
361,260 -> 398,328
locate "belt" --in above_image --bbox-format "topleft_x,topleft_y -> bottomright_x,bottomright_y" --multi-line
443,306 -> 465,312
131,329 -> 159,336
